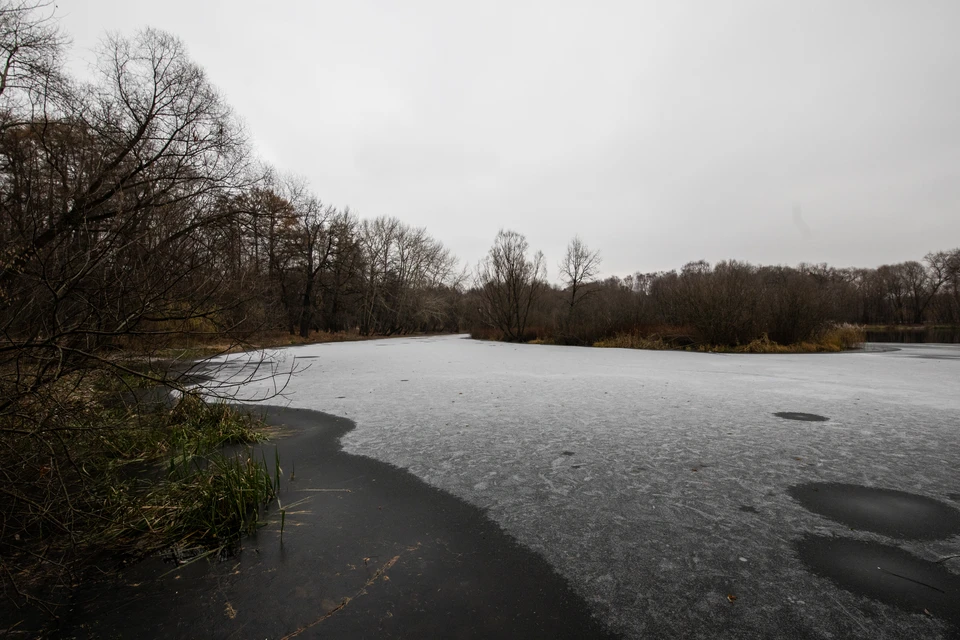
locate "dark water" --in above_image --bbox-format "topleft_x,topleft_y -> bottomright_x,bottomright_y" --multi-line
788,483 -> 960,540
789,483 -> 960,630
54,406 -> 617,639
773,412 -> 829,422
866,327 -> 960,343
794,536 -> 960,626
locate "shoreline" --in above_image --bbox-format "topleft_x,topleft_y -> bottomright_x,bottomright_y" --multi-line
56,404 -> 618,639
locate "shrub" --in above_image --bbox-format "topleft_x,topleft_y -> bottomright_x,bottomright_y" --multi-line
817,323 -> 866,351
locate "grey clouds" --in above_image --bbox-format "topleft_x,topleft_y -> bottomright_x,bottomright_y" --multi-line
60,0 -> 960,278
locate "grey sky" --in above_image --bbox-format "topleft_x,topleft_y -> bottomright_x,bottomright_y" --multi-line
59,1 -> 960,278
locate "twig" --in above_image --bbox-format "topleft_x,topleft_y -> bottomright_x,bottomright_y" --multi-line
280,544 -> 419,639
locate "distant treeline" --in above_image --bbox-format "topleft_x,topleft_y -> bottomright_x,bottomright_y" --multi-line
466,231 -> 960,348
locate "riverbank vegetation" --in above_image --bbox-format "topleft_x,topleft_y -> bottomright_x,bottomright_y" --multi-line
1,369 -> 276,617
0,0 -> 456,619
468,233 -> 959,351
593,324 -> 866,353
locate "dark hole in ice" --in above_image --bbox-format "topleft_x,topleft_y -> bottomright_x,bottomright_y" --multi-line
774,412 -> 829,422
795,535 -> 960,627
561,451 -> 575,456
788,483 -> 960,540
739,505 -> 759,513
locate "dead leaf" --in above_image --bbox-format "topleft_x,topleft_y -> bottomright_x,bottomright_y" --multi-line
727,594 -> 737,603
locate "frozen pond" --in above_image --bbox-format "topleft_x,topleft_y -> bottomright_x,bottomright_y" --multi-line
209,336 -> 960,639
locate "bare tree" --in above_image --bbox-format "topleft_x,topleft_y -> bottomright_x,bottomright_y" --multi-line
0,22 -> 265,612
0,0 -> 67,118
916,250 -> 953,323
898,259 -> 948,324
475,230 -> 546,341
558,235 -> 601,340
355,216 -> 461,335
877,264 -> 908,324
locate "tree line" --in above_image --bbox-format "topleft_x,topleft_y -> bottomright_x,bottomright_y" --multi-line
470,232 -> 960,347
0,1 -> 465,613
0,2 -> 465,415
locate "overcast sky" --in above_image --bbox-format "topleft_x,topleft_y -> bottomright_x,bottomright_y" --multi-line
59,1 -> 960,279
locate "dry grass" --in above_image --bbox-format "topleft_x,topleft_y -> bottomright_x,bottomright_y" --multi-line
140,329 -> 385,361
817,323 -> 867,351
593,333 -> 676,350
594,324 -> 866,354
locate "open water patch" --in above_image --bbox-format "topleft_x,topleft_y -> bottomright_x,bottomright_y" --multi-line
774,412 -> 829,422
788,482 -> 960,540
57,405 -> 617,639
794,535 -> 960,626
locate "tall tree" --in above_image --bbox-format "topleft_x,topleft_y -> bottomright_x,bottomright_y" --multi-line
475,230 -> 546,341
558,235 -> 601,340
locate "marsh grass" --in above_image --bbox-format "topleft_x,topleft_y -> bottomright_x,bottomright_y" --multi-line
0,376 -> 281,615
114,447 -> 277,552
94,395 -> 280,556
594,323 -> 866,354
137,328 -> 383,361
593,334 -> 676,350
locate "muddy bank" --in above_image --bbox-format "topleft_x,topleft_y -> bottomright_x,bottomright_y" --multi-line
57,405 -> 616,639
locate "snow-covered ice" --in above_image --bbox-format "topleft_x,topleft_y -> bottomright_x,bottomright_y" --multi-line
206,336 -> 960,639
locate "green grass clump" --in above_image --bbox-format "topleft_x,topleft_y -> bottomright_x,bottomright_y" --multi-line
69,391 -> 277,557
168,395 -> 265,449
114,447 -> 277,551
93,393 -> 264,462
99,396 -> 277,553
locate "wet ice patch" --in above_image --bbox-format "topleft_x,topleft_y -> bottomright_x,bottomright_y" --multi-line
774,412 -> 829,422
788,482 -> 960,540
795,535 -> 960,626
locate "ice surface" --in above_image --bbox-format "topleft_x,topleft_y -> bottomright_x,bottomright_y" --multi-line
206,336 -> 960,639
